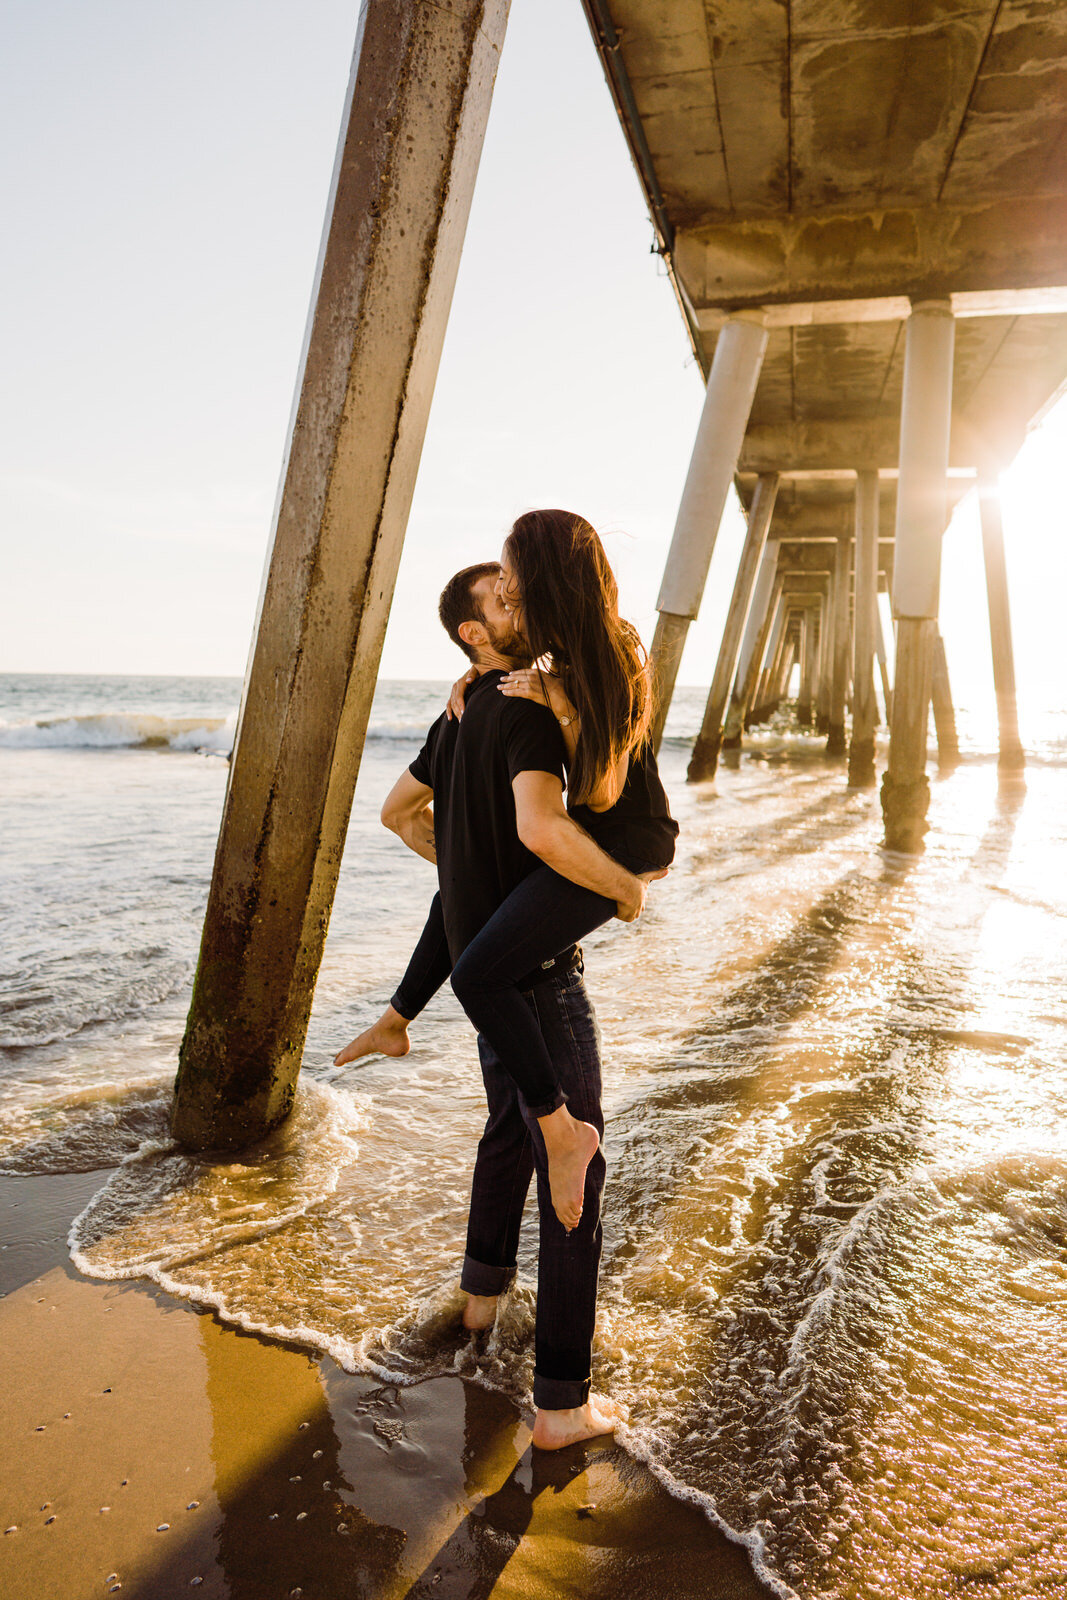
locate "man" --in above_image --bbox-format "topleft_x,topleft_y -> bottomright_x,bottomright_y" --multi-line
379,561 -> 649,1450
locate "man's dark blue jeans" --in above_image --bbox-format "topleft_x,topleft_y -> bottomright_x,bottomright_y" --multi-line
459,958 -> 605,1412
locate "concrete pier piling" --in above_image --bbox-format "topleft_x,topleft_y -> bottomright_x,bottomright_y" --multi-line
848,471 -> 880,787
650,312 -> 769,749
931,631 -> 960,772
172,0 -> 510,1150
723,539 -> 780,748
826,532 -> 853,757
881,300 -> 956,853
978,475 -> 1026,775
797,609 -> 816,727
748,577 -> 786,726
688,473 -> 779,780
815,566 -> 835,736
875,606 -> 893,726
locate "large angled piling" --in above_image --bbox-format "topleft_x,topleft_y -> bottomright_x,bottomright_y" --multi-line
173,0 -> 510,1149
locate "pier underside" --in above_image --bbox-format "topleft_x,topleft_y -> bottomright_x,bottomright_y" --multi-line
584,0 -> 1067,839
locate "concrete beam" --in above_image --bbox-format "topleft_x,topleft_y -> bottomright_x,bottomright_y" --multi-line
172,0 -> 510,1150
696,286 -> 1067,333
761,501 -> 892,540
674,196 -> 1067,311
739,418 -> 988,475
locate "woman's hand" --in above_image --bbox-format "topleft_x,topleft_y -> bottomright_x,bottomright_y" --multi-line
445,666 -> 478,721
498,667 -> 573,721
497,667 -> 551,710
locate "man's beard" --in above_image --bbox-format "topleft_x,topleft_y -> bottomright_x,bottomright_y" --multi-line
483,615 -> 532,662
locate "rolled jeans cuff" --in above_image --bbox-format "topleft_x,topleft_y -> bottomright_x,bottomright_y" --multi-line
460,1255 -> 515,1297
524,1086 -> 568,1121
533,1371 -> 591,1411
389,987 -> 417,1022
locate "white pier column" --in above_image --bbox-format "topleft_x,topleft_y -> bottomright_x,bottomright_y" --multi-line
650,312 -> 769,747
881,299 -> 956,853
848,471 -> 880,787
173,0 -> 511,1150
688,474 -> 780,780
978,475 -> 1026,773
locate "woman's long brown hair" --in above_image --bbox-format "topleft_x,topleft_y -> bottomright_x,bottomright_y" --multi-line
504,509 -> 653,806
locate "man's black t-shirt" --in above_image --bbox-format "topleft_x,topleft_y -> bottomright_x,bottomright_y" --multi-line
409,670 -> 567,962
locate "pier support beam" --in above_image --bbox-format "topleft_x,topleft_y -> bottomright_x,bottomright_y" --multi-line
723,540 -> 779,747
848,471 -> 880,787
761,605 -> 789,716
826,532 -> 852,757
172,0 -> 510,1150
749,578 -> 786,724
815,572 -> 834,734
797,605 -> 816,726
688,473 -> 779,780
776,625 -> 800,703
875,604 -> 893,723
881,300 -> 956,852
650,312 -> 769,748
978,475 -> 1026,773
931,631 -> 960,771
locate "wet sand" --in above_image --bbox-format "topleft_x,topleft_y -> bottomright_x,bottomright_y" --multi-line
1,1170 -> 773,1600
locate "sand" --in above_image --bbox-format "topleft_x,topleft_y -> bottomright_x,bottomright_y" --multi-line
1,1170 -> 773,1600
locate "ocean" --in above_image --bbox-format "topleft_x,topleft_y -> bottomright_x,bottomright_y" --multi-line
2,672 -> 1066,1600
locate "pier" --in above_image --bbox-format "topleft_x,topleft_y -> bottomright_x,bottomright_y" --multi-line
173,0 -> 1067,1147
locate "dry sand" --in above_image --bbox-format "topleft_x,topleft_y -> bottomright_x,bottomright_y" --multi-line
1,1170 -> 773,1600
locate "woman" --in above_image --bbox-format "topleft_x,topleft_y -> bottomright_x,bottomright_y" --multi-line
335,509 -> 678,1233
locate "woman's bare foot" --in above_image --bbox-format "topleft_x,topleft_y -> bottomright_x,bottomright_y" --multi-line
531,1393 -> 622,1451
462,1293 -> 498,1332
538,1106 -> 601,1231
333,1005 -> 411,1067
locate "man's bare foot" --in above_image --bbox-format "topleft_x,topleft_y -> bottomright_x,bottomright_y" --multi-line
538,1107 -> 601,1231
531,1394 -> 622,1451
333,1005 -> 411,1067
462,1293 -> 498,1332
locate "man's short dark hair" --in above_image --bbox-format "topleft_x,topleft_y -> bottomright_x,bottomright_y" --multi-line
438,562 -> 501,661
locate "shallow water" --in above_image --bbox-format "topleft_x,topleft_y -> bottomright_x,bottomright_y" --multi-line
2,675 -> 1066,1598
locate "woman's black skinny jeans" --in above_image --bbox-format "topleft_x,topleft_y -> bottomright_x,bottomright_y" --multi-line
390,863 -> 648,1118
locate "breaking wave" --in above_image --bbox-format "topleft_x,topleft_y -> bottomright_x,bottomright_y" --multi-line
0,711 -> 437,753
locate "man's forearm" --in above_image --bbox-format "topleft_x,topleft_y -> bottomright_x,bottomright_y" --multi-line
387,808 -> 436,865
529,813 -> 637,902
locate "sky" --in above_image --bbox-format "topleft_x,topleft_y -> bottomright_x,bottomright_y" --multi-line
1,0 -> 1065,706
